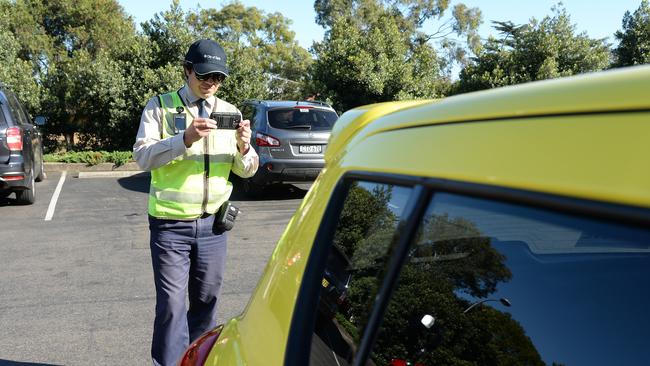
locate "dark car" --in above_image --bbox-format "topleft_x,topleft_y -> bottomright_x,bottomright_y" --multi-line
0,83 -> 46,204
237,100 -> 338,196
319,245 -> 352,317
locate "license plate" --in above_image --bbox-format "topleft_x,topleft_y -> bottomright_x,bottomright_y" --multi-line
299,145 -> 322,154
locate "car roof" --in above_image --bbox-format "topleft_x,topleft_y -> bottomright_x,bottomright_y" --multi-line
329,66 -> 650,155
245,99 -> 334,110
326,65 -> 650,209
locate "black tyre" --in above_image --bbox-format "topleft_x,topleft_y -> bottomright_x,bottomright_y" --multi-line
15,168 -> 35,205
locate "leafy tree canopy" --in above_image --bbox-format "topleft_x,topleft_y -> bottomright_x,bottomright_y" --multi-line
0,0 -> 312,150
311,0 -> 482,112
613,0 -> 650,67
455,5 -> 610,94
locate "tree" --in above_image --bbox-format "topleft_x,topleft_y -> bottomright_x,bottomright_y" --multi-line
1,0 -> 139,150
183,2 -> 313,105
311,0 -> 482,112
0,9 -> 42,111
1,0 -> 312,151
613,0 -> 650,67
456,5 -> 610,94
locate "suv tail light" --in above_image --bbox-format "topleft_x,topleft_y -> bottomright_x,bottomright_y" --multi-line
6,127 -> 23,151
177,326 -> 223,366
255,132 -> 280,147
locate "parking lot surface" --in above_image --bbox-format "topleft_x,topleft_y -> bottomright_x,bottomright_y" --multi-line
0,172 -> 306,365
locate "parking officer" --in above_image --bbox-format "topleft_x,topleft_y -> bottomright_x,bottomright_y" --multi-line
133,39 -> 258,366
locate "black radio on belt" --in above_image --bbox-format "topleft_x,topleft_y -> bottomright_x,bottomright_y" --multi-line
209,112 -> 241,130
213,201 -> 240,231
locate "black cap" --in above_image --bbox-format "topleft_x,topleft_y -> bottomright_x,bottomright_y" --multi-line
184,39 -> 229,77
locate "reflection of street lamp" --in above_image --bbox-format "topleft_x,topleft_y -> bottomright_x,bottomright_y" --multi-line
462,298 -> 511,314
421,298 -> 511,329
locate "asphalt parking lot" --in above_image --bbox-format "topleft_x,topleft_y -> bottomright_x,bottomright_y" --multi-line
0,171 -> 307,365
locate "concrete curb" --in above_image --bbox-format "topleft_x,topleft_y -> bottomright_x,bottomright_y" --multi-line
44,162 -> 146,178
78,171 -> 147,178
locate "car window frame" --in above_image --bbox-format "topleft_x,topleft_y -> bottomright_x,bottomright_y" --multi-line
285,171 -> 650,366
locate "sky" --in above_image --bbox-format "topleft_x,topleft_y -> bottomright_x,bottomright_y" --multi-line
118,0 -> 645,49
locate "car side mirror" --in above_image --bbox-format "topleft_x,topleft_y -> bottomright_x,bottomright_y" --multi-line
34,116 -> 46,126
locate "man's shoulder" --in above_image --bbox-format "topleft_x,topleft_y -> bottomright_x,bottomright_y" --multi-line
215,98 -> 239,113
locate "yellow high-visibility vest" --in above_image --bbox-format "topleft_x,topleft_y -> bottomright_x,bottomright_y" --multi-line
148,91 -> 237,219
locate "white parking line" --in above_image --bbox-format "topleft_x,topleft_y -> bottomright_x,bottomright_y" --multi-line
45,171 -> 67,221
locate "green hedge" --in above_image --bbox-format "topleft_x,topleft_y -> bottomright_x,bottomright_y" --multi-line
44,151 -> 133,167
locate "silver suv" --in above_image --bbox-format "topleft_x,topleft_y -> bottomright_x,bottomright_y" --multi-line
239,100 -> 338,196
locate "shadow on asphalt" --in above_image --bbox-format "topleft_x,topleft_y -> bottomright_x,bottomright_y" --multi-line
0,360 -> 62,366
116,172 -> 150,194
117,172 -> 309,201
230,182 -> 308,201
0,193 -> 23,207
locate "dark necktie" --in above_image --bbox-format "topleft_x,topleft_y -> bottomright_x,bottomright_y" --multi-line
197,99 -> 209,118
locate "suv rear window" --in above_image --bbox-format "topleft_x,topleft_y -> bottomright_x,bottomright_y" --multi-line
0,102 -> 7,128
268,107 -> 337,131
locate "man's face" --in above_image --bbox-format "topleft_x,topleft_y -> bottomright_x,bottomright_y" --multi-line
187,68 -> 221,99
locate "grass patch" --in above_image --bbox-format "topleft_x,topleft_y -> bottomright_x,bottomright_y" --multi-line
44,151 -> 133,167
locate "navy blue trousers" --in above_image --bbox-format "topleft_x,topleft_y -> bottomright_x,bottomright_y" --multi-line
149,214 -> 227,366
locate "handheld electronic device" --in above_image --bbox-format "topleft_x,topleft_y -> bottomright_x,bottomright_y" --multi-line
209,112 -> 242,130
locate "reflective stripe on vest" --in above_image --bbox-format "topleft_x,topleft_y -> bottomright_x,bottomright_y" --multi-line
148,91 -> 237,219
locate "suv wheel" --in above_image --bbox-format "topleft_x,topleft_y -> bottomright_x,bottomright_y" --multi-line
15,168 -> 35,205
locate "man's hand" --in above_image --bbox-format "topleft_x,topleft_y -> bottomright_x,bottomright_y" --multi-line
183,117 -> 216,147
236,119 -> 252,154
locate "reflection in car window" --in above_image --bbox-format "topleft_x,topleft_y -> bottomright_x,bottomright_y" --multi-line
369,193 -> 650,366
309,181 -> 413,366
268,108 -> 337,131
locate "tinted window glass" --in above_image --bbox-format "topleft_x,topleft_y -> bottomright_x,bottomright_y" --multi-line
0,103 -> 7,128
5,91 -> 28,125
268,107 -> 337,131
369,193 -> 650,366
309,181 -> 414,366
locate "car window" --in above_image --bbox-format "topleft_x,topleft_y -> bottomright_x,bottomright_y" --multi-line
268,107 -> 337,131
367,192 -> 650,366
5,91 -> 28,125
0,104 -> 7,128
309,181 -> 414,366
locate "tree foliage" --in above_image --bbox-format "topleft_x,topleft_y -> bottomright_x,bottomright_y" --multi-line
1,0 -> 649,150
0,0 -> 311,151
455,5 -> 610,94
311,0 -> 482,112
613,0 -> 650,67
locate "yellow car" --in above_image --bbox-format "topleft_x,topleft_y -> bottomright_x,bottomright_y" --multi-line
179,66 -> 650,366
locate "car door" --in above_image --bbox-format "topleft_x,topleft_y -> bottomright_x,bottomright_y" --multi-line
289,173 -> 650,366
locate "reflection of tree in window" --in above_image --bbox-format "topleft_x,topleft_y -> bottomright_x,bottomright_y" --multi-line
369,210 -> 544,366
329,182 -> 403,344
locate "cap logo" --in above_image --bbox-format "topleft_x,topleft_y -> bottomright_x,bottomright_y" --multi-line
204,54 -> 222,61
